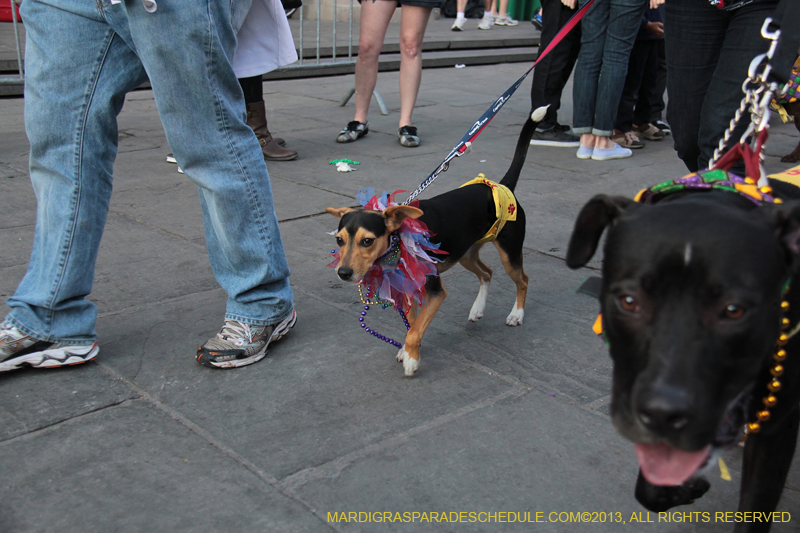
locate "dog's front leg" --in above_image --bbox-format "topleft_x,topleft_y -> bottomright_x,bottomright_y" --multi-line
735,407 -> 800,533
396,278 -> 447,376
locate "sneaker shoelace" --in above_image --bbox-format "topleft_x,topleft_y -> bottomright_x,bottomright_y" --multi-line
216,321 -> 260,345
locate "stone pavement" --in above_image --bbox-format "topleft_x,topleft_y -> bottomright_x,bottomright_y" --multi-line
2,48 -> 800,532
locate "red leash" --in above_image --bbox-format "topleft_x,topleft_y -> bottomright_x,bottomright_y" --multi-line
403,0 -> 595,204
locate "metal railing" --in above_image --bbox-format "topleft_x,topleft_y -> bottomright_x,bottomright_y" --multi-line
0,0 -> 24,87
0,0 -> 386,112
283,0 -> 387,115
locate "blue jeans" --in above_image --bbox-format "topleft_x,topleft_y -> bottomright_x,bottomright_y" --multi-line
6,0 -> 294,345
572,0 -> 647,137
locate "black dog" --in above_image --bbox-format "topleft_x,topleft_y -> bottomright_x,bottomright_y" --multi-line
566,176 -> 800,531
327,109 -> 545,376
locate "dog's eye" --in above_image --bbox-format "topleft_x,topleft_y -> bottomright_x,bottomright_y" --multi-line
618,295 -> 639,313
361,238 -> 374,247
723,304 -> 746,320
335,236 -> 344,246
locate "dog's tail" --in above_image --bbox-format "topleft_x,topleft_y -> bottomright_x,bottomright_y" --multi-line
499,105 -> 547,192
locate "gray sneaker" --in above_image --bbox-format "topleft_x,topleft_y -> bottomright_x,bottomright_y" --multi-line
196,309 -> 297,368
0,321 -> 98,372
336,121 -> 369,143
398,126 -> 420,147
529,128 -> 581,147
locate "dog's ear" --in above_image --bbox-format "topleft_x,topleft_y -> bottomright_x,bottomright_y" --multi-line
566,195 -> 636,269
326,207 -> 354,218
763,200 -> 800,262
383,205 -> 423,232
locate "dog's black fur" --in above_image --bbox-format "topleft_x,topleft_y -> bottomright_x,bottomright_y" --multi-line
567,181 -> 800,532
327,114 -> 540,376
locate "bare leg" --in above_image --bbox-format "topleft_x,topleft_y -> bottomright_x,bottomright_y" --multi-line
353,0 -> 397,124
398,5 -> 432,128
581,132 -> 596,148
595,135 -> 614,149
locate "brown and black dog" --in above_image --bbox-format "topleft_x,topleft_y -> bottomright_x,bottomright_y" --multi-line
326,109 -> 545,376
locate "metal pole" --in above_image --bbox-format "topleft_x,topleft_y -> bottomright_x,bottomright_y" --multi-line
11,0 -> 23,80
315,0 -> 321,64
348,0 -> 353,60
332,0 -> 336,63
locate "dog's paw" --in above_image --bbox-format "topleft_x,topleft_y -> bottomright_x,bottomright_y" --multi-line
782,153 -> 800,163
468,306 -> 484,322
468,281 -> 490,322
403,356 -> 419,377
506,306 -> 524,326
396,347 -> 419,376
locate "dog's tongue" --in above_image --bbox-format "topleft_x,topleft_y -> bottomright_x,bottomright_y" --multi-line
635,443 -> 711,486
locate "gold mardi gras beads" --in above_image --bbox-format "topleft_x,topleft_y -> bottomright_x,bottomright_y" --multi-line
748,294 -> 792,436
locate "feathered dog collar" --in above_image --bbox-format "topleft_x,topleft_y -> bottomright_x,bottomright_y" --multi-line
328,189 -> 447,312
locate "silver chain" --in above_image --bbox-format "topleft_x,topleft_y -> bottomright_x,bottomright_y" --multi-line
402,143 -> 472,205
709,18 -> 785,184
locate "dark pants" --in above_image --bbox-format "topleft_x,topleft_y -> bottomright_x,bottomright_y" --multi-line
665,0 -> 778,172
615,39 -> 659,132
529,0 -> 582,131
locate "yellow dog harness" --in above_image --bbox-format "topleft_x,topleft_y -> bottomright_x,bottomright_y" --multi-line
460,174 -> 518,245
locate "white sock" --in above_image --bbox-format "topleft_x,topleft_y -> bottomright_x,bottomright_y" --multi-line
456,12 -> 465,20
484,10 -> 492,17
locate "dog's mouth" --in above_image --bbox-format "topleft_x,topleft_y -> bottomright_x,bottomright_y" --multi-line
634,386 -> 751,486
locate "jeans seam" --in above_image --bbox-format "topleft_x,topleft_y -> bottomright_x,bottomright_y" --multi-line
207,0 -> 275,281
45,29 -> 116,327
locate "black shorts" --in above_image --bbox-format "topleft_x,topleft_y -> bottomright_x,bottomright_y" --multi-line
358,0 -> 442,8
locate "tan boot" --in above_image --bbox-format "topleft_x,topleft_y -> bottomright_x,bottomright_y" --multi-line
245,101 -> 297,161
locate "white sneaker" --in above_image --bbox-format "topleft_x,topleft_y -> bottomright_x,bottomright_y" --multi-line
451,17 -> 465,31
478,13 -> 494,30
495,15 -> 518,26
0,321 -> 98,372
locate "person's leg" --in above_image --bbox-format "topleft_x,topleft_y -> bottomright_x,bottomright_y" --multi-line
664,0 -> 725,171
353,0 -> 396,124
572,0 -> 610,146
614,39 -> 648,135
452,0 -> 467,29
633,40 -> 660,128
478,0 -> 495,29
106,0 -> 294,327
398,4 -> 431,129
695,0 -> 778,170
650,39 -> 667,124
6,0 -> 146,350
239,75 -> 296,160
591,0 -> 646,147
530,0 -> 581,131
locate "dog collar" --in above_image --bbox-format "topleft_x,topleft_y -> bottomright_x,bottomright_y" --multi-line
376,232 -> 401,271
633,169 -> 781,206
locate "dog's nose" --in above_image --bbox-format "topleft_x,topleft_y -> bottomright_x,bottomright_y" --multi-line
337,267 -> 353,281
637,389 -> 692,433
